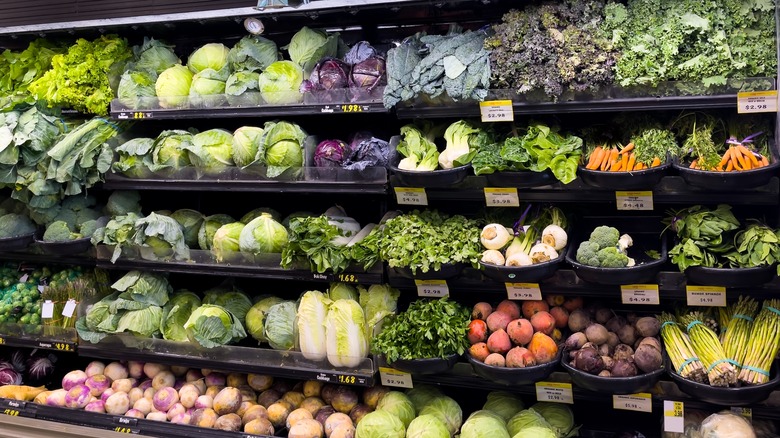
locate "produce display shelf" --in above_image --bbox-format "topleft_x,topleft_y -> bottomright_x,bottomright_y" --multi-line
0,324 -> 77,354
0,251 -> 96,268
77,335 -> 377,387
102,173 -> 389,195
0,398 -> 271,438
94,245 -> 385,284
387,268 -> 780,302
390,175 -> 780,206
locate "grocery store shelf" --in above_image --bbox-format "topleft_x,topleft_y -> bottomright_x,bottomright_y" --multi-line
94,245 -> 385,284
391,175 -> 780,206
78,335 -> 377,387
0,324 -> 77,353
0,250 -> 95,268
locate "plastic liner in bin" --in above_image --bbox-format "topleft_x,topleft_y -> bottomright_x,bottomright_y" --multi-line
577,162 -> 671,190
665,358 -> 780,406
0,232 -> 36,252
466,348 -> 561,386
484,169 -> 556,188
34,237 -> 93,256
673,155 -> 780,190
480,250 -> 566,284
561,352 -> 665,395
386,353 -> 460,375
683,264 -> 777,288
387,136 -> 471,188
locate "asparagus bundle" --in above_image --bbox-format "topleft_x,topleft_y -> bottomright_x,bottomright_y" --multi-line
41,268 -> 101,334
739,299 -> 780,385
659,312 -> 706,383
681,311 -> 737,387
721,296 -> 758,372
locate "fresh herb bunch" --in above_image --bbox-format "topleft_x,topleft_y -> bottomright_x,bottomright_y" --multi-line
664,204 -> 741,270
371,297 -> 470,362
378,209 -> 483,274
486,0 -> 618,99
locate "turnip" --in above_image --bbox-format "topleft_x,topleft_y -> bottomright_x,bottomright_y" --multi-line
105,392 -> 131,415
122,409 -> 144,419
104,362 -> 129,381
247,373 -> 273,392
226,372 -> 247,388
166,402 -> 186,420
138,379 -> 153,391
237,400 -> 256,417
100,388 -> 116,402
170,412 -> 192,424
194,395 -> 213,409
286,408 -> 313,429
201,368 -> 214,376
152,370 -> 175,390
84,400 -> 105,413
185,369 -> 203,382
112,378 -> 136,394
65,384 -> 92,409
239,385 -> 257,403
84,361 -> 106,377
178,383 -> 200,408
213,387 -> 242,415
205,385 -> 223,399
204,371 -> 226,387
143,363 -> 169,380
191,408 -> 218,428
152,387 -> 179,412
170,365 -> 188,377
244,418 -> 275,435
191,379 -> 206,395
62,370 -> 88,391
143,387 -> 156,400
133,397 -> 154,416
128,387 -> 144,405
85,374 -> 112,397
173,379 -> 186,391
45,389 -> 68,407
214,413 -> 242,431
146,411 -> 167,421
127,361 -> 145,379
289,418 -> 324,438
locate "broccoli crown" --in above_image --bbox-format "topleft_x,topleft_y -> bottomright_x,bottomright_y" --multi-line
597,246 -> 629,268
0,213 -> 36,238
43,220 -> 81,242
575,240 -> 600,266
589,225 -> 620,250
79,220 -> 99,239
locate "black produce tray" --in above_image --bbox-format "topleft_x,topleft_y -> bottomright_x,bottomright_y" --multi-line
0,232 -> 35,251
391,262 -> 466,280
466,348 -> 561,386
479,250 -> 566,284
387,136 -> 471,187
565,217 -> 668,286
665,359 -> 780,406
577,162 -> 671,190
484,169 -> 556,188
684,264 -> 777,288
673,157 -> 780,190
34,237 -> 93,256
561,353 -> 665,395
387,353 -> 460,375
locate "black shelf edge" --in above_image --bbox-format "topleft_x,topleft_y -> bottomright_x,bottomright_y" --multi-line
396,94 -> 745,119
110,102 -> 389,121
387,268 -> 780,302
77,338 -> 377,388
0,251 -> 96,268
391,175 -> 780,206
102,177 -> 389,195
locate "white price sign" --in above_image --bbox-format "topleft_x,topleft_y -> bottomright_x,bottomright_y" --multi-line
686,286 -> 727,307
663,401 -> 684,433
394,187 -> 428,206
484,188 -> 519,207
379,367 -> 413,389
62,299 -> 77,318
41,300 -> 54,319
737,90 -> 778,114
506,283 -> 542,300
731,407 -> 752,422
415,280 -> 449,298
535,382 -> 573,404
616,191 -> 653,211
620,284 -> 660,305
613,393 -> 652,413
479,100 -> 514,122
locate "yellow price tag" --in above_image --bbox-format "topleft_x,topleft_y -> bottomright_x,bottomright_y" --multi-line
415,280 -> 449,298
535,382 -> 573,404
686,286 -> 727,307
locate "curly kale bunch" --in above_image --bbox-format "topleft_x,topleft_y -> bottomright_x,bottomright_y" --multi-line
486,0 -> 618,100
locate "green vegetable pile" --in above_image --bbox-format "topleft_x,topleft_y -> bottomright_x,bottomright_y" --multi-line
0,39 -> 65,109
377,209 -> 483,274
486,1 -> 618,100
575,225 -> 635,268
383,26 -> 491,108
665,204 -> 780,272
395,120 -> 493,172
372,297 -> 470,362
471,121 -> 583,184
39,194 -> 107,242
28,35 -> 133,115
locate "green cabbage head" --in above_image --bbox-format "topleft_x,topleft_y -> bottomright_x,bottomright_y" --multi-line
418,396 -> 463,437
186,129 -> 234,172
531,402 -> 579,438
507,409 -> 553,437
512,427 -> 558,438
406,414 -> 450,438
183,304 -> 246,348
232,126 -> 264,168
376,391 -> 416,428
198,214 -> 235,250
483,391 -> 524,422
187,43 -> 230,77
461,410 -> 510,438
239,213 -> 288,255
260,120 -> 306,178
355,410 -> 405,438
263,300 -> 297,350
257,60 -> 304,105
245,296 -> 284,343
212,222 -> 245,263
155,64 -> 193,108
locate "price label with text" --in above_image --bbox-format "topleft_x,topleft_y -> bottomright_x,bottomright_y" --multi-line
62,299 -> 77,317
394,187 -> 428,206
664,401 -> 684,433
613,393 -> 652,413
616,191 -> 653,211
686,286 -> 727,307
731,407 -> 752,421
535,382 -> 573,404
484,188 -> 520,207
737,90 -> 778,114
379,367 -> 413,389
479,100 -> 514,122
41,300 -> 54,319
620,284 -> 660,305
415,280 -> 449,298
506,283 -> 542,300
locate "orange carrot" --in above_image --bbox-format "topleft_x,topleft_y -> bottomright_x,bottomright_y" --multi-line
626,153 -> 637,171
761,155 -> 770,167
726,160 -> 734,171
651,157 -> 661,167
718,148 -> 732,168
589,147 -> 606,170
586,146 -> 602,169
619,152 -> 629,171
619,143 -> 635,155
690,159 -> 698,169
733,148 -> 748,170
600,148 -> 612,171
